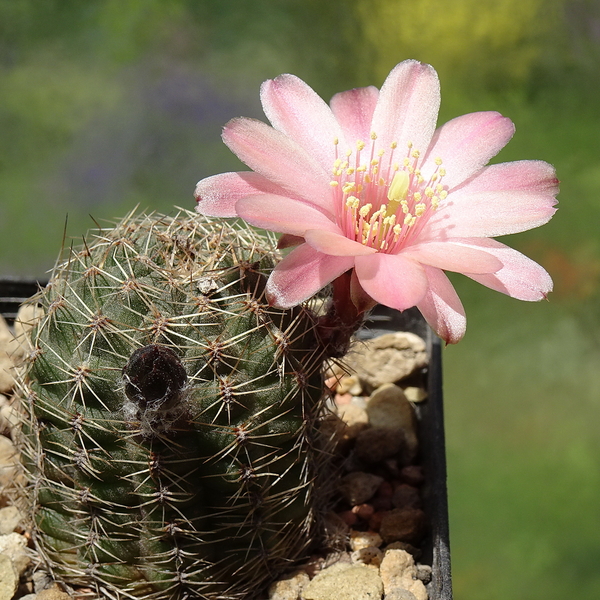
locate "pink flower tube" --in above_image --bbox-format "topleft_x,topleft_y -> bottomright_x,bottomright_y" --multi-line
195,60 -> 558,343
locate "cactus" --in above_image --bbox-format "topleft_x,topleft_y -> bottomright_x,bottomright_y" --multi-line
18,208 -> 334,599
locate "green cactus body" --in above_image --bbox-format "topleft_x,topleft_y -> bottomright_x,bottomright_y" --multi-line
19,209 -> 332,599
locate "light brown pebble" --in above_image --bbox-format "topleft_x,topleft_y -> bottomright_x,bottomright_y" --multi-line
35,587 -> 73,600
379,549 -> 428,600
349,530 -> 383,551
268,571 -> 309,600
344,332 -> 428,391
302,563 -> 383,600
337,375 -> 362,396
0,435 -> 21,490
13,304 -> 44,353
384,589 -> 419,600
0,402 -> 20,437
0,554 -> 18,600
402,386 -> 427,403
379,509 -> 427,545
336,402 -> 368,425
0,532 -> 30,576
335,393 -> 352,406
351,546 -> 383,567
354,427 -> 409,464
0,506 -> 23,535
367,384 -> 416,432
339,472 -> 383,506
400,466 -> 424,486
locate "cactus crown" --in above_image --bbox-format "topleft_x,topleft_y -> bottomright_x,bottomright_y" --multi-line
19,209 -> 334,599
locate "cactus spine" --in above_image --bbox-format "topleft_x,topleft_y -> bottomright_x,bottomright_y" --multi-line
19,209 -> 333,599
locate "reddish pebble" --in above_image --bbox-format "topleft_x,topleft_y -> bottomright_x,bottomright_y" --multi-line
352,503 -> 375,520
372,495 -> 393,512
339,510 -> 358,526
376,480 -> 394,498
368,511 -> 385,532
401,465 -> 425,486
335,393 -> 352,406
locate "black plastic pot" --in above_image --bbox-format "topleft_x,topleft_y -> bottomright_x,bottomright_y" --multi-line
360,305 -> 452,600
0,279 -> 452,600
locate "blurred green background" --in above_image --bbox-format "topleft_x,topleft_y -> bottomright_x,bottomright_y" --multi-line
2,1 -> 600,598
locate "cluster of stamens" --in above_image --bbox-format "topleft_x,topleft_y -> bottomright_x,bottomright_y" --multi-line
330,134 -> 448,252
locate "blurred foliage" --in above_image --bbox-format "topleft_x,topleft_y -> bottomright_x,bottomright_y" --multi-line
354,0 -> 565,89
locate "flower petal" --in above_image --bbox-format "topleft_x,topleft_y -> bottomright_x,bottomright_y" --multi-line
417,266 -> 466,344
424,160 -> 559,238
223,117 -> 333,210
236,194 -> 337,236
304,229 -> 378,256
422,111 -> 515,189
464,241 -> 553,300
370,60 -> 441,154
261,74 -> 343,171
266,244 -> 354,307
400,239 -> 503,274
194,171 -> 288,217
354,253 -> 428,311
330,86 -> 379,144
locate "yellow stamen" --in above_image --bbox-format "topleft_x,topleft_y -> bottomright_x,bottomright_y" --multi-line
386,170 -> 410,217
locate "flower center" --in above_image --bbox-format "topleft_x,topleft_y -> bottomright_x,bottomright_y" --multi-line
330,134 -> 447,252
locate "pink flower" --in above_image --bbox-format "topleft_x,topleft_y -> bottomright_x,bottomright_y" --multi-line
195,60 -> 558,344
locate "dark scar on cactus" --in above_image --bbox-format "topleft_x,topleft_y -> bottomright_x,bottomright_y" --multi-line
123,344 -> 187,412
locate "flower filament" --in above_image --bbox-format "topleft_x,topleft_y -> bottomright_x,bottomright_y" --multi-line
331,137 -> 447,253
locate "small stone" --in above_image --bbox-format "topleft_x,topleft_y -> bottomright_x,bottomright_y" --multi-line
384,589 -> 419,600
367,384 -> 416,432
0,532 -> 30,576
339,472 -> 383,506
351,546 -> 383,567
402,386 -> 427,403
337,375 -> 362,396
349,530 -> 383,551
351,503 -> 375,521
0,506 -> 22,535
379,509 -> 427,545
368,511 -> 383,532
392,484 -> 421,510
354,427 -> 413,464
379,549 -> 428,600
0,436 -> 21,489
335,404 -> 369,441
32,570 -> 54,593
268,571 -> 309,600
344,332 -> 428,391
0,554 -> 18,600
302,563 -> 384,600
400,466 -> 424,486
416,563 -> 432,584
0,402 -> 20,438
339,510 -> 358,527
35,587 -> 73,600
13,304 -> 43,352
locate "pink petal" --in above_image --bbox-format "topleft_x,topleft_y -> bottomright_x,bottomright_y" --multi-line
350,270 -> 378,313
417,266 -> 466,345
464,242 -> 553,300
370,60 -> 441,155
422,112 -> 515,190
236,194 -> 338,236
354,253 -> 428,311
260,74 -> 343,171
304,229 -> 377,256
400,239 -> 503,274
223,117 -> 333,211
330,86 -> 380,144
266,244 -> 355,308
424,160 -> 558,238
194,171 -> 287,217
